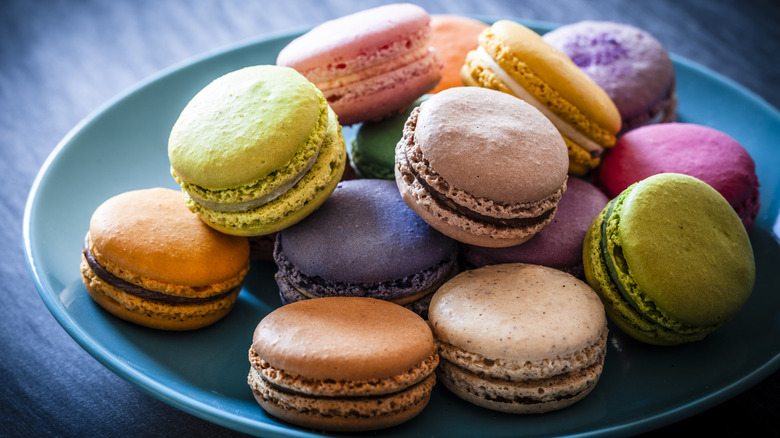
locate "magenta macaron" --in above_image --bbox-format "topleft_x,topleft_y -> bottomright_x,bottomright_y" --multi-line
276,3 -> 442,125
543,20 -> 677,135
595,123 -> 760,231
461,177 -> 609,279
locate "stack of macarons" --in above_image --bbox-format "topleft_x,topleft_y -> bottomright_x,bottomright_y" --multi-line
78,4 -> 764,432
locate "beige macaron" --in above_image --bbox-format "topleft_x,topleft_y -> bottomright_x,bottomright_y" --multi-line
80,187 -> 250,330
247,297 -> 439,432
428,263 -> 608,414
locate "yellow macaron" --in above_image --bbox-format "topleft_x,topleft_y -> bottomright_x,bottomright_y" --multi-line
461,20 -> 621,175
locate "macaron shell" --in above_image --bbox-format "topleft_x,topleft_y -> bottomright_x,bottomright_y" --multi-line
89,188 -> 249,286
168,65 -> 324,189
252,297 -> 435,381
611,173 -> 755,327
429,15 -> 488,93
413,87 -> 568,204
278,179 -> 456,283
542,21 -> 676,128
429,264 -> 606,361
596,123 -> 760,231
482,20 -> 621,136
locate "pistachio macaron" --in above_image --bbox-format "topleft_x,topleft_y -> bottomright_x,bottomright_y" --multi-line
461,20 -> 621,175
247,297 -> 438,432
395,86 -> 569,248
80,188 -> 250,330
168,65 -> 346,236
428,263 -> 608,414
583,173 -> 755,345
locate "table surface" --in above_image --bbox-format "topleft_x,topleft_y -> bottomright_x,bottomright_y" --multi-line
3,0 -> 779,436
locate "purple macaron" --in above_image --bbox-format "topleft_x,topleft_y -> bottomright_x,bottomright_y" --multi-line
461,177 -> 609,279
273,179 -> 458,317
543,20 -> 676,135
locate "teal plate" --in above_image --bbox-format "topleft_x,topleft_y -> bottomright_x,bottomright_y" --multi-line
23,20 -> 780,437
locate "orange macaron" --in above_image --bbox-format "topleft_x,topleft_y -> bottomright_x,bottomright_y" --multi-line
429,14 -> 489,93
80,187 -> 250,330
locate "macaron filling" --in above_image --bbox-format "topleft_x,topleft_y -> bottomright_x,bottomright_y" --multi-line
475,46 -> 604,157
82,236 -> 240,305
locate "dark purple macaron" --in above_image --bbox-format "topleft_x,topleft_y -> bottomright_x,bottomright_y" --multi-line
273,179 -> 458,317
461,178 -> 608,279
543,21 -> 676,135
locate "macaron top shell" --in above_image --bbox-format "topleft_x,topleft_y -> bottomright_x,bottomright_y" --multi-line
168,65 -> 325,189
276,3 -> 430,76
542,21 -> 674,122
608,173 -> 754,326
429,15 -> 488,93
414,86 -> 568,204
252,297 -> 435,381
429,263 -> 606,361
484,20 -> 621,135
88,188 -> 250,287
597,123 -> 760,230
279,179 -> 456,283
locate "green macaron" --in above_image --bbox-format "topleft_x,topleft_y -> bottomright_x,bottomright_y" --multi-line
583,173 -> 755,345
168,65 -> 346,236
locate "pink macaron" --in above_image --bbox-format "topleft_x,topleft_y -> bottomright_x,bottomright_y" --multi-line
461,177 -> 609,279
276,3 -> 443,126
594,123 -> 761,231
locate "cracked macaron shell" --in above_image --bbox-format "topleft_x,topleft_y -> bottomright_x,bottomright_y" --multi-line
584,173 -> 755,345
168,65 -> 326,192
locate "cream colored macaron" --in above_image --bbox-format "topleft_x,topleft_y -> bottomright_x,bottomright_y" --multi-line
428,263 -> 608,413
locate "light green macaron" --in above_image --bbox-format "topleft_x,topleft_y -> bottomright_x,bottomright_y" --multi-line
168,65 -> 346,236
583,173 -> 755,345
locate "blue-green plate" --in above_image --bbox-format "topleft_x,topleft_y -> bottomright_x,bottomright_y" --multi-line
23,20 -> 780,437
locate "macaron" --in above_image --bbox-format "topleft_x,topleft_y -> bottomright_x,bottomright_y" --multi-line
395,86 -> 569,248
594,122 -> 760,231
80,188 -> 250,330
276,3 -> 442,125
583,173 -> 755,346
461,177 -> 609,278
350,95 -> 430,180
273,179 -> 458,317
247,297 -> 439,432
461,20 -> 621,175
428,14 -> 489,93
543,20 -> 677,135
428,263 -> 608,414
168,65 -> 346,237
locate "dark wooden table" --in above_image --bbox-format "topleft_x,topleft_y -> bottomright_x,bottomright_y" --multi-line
3,0 -> 778,436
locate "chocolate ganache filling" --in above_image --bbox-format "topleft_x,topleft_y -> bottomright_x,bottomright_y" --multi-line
83,235 -> 238,305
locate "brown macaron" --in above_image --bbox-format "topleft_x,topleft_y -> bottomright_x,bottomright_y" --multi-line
395,86 -> 569,248
248,297 -> 439,432
428,263 -> 608,414
80,187 -> 250,330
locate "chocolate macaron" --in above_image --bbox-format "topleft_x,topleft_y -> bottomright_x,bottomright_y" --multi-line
395,86 -> 569,248
248,297 -> 439,432
273,179 -> 458,317
80,188 -> 250,330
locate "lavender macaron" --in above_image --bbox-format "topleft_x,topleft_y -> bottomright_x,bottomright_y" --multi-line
543,21 -> 676,135
273,179 -> 459,317
461,178 -> 608,279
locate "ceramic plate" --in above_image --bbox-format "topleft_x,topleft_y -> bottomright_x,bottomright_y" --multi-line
23,20 -> 780,437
